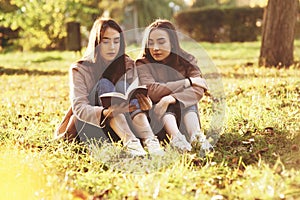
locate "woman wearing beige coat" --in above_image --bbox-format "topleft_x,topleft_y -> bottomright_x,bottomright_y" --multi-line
55,18 -> 164,156
136,19 -> 213,155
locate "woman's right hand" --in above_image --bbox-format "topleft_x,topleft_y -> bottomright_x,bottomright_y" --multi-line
136,94 -> 152,111
154,95 -> 176,119
106,102 -> 135,117
100,103 -> 134,127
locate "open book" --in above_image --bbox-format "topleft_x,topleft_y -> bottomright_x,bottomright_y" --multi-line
99,78 -> 148,108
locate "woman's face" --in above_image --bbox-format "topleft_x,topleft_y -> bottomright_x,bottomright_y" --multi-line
99,27 -> 120,62
148,29 -> 171,62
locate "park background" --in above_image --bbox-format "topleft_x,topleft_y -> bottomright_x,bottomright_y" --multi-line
0,0 -> 300,199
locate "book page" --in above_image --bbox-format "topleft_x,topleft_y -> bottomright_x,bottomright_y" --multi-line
99,78 -> 147,107
125,78 -> 139,98
100,92 -> 126,100
99,78 -> 139,100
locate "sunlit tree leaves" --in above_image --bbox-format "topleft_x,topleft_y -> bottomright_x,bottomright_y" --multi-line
99,0 -> 186,28
0,0 -> 188,50
0,0 -> 102,50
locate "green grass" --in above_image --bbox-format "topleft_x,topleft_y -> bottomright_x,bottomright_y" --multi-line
0,41 -> 300,199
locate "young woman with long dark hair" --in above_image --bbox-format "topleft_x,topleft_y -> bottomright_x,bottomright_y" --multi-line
136,19 -> 213,155
55,18 -> 164,156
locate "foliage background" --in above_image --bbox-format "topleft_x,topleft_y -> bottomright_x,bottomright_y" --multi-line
0,0 -> 184,50
0,0 -> 101,50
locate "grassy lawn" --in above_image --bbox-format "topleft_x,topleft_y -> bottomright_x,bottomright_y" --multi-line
0,41 -> 299,199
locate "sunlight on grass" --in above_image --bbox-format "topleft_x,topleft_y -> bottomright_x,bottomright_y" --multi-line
0,41 -> 300,199
0,145 -> 68,200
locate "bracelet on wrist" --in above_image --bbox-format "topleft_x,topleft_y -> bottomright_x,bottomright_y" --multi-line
187,77 -> 192,87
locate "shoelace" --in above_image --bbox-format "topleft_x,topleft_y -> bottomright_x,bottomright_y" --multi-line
126,139 -> 141,149
144,138 -> 160,147
172,135 -> 192,151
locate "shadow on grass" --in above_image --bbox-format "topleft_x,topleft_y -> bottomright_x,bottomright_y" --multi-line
214,130 -> 300,170
0,66 -> 67,76
31,56 -> 63,63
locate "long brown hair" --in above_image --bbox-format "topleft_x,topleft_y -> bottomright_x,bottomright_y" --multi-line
141,19 -> 195,73
81,18 -> 126,84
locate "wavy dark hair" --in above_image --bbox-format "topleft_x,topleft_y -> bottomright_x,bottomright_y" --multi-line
81,18 -> 126,84
141,19 -> 195,73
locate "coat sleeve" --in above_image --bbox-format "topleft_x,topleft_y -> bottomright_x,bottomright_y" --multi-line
170,57 -> 206,107
70,64 -> 103,127
171,86 -> 204,108
136,56 -> 207,108
136,60 -> 186,103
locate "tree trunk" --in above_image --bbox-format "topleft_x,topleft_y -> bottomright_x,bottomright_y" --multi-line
259,0 -> 299,68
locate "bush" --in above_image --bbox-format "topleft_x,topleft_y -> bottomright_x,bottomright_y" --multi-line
0,27 -> 19,51
175,6 -> 264,42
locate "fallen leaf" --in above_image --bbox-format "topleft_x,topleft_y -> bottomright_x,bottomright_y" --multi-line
264,127 -> 274,135
72,189 -> 89,200
291,144 -> 299,151
93,189 -> 111,200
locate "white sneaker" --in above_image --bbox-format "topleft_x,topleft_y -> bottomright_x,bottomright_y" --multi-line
170,133 -> 192,152
143,137 -> 165,156
124,139 -> 147,157
190,132 -> 214,157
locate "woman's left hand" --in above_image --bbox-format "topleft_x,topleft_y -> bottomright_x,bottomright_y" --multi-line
154,95 -> 176,119
136,94 -> 152,111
